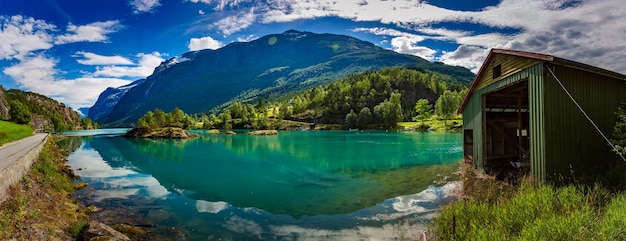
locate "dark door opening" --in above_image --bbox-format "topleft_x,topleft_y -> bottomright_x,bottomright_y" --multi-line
482,79 -> 530,178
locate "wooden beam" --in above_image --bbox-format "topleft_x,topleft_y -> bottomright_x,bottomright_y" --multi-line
486,119 -> 527,156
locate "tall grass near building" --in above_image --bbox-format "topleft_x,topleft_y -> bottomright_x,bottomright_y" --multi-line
431,166 -> 626,241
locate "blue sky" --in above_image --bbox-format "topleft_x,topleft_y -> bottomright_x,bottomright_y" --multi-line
0,0 -> 624,110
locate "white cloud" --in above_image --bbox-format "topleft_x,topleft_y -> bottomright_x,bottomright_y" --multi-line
3,55 -> 131,108
213,8 -> 257,36
188,36 -> 224,51
93,52 -> 164,78
130,0 -> 161,14
189,0 -> 254,11
74,51 -> 134,65
55,20 -> 122,44
390,37 -> 437,61
439,46 -> 490,73
236,34 -> 258,42
194,0 -> 626,74
0,15 -> 55,60
353,27 -> 437,60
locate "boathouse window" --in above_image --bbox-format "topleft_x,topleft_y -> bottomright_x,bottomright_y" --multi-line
493,64 -> 502,79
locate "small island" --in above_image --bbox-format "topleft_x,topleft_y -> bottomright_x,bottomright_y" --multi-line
123,108 -> 198,139
247,130 -> 278,135
123,126 -> 198,139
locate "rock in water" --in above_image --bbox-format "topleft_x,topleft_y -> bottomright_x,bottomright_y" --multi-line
83,221 -> 131,241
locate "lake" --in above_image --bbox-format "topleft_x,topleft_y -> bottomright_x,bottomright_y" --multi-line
63,129 -> 462,240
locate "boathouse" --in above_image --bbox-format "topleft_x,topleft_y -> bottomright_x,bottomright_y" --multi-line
458,49 -> 626,181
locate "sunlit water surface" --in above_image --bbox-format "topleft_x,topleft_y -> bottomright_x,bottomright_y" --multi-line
63,129 -> 462,240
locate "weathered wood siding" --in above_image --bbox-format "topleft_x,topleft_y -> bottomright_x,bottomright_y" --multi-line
475,54 -> 541,90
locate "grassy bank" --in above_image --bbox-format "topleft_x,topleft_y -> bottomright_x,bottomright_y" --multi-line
399,117 -> 463,131
0,120 -> 33,146
0,136 -> 88,240
429,166 -> 626,240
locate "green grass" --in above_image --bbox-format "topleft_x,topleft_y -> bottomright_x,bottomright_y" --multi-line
399,115 -> 463,131
430,168 -> 626,241
0,120 -> 33,146
0,136 -> 87,240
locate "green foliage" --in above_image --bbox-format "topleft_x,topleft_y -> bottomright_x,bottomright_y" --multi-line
33,140 -> 74,192
376,92 -> 403,128
220,110 -> 232,131
611,107 -> 626,155
51,113 -> 66,133
434,184 -> 601,241
80,117 -> 98,129
435,90 -> 463,123
432,168 -> 626,241
600,194 -> 626,240
357,107 -> 372,127
9,100 -> 31,124
0,136 -> 88,240
345,109 -> 358,128
277,101 -> 292,119
269,67 -> 467,127
256,99 -> 266,112
0,120 -> 33,146
230,101 -> 245,119
136,107 -> 196,129
413,98 -> 432,125
6,89 -> 80,131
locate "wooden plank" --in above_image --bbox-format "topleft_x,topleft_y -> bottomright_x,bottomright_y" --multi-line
486,119 -> 527,156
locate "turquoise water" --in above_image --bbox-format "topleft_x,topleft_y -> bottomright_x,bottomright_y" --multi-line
65,130 -> 462,240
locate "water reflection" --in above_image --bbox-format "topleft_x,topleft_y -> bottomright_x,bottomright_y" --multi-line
66,130 -> 462,240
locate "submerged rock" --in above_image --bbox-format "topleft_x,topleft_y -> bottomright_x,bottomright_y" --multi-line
83,221 -> 131,241
123,127 -> 198,139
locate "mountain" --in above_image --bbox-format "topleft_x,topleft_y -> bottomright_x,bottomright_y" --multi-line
0,85 -> 9,120
94,30 -> 474,127
87,78 -> 145,120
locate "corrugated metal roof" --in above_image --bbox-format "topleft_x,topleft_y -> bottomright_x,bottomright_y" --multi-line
457,49 -> 626,114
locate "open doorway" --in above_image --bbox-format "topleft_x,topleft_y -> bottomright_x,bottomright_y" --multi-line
482,79 -> 530,178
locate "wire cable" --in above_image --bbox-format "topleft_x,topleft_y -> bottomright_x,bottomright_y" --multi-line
547,66 -> 626,163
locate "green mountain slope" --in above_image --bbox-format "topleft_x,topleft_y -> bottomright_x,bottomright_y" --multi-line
96,30 -> 474,126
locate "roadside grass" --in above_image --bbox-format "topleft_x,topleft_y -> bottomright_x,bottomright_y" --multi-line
429,165 -> 626,241
0,120 -> 33,146
0,136 -> 88,240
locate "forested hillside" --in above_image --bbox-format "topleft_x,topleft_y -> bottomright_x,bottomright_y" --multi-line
198,67 -> 469,130
5,89 -> 97,132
